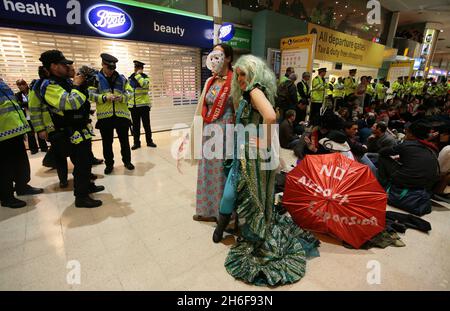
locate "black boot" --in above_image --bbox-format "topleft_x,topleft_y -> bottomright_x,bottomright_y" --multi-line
213,213 -> 232,243
75,195 -> 102,208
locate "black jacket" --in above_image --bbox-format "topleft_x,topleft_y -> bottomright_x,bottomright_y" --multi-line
276,80 -> 298,110
279,119 -> 297,149
15,91 -> 29,110
379,140 -> 439,190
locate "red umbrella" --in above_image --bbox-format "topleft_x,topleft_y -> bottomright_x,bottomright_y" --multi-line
283,153 -> 387,249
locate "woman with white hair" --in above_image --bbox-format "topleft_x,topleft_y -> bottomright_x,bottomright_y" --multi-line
212,55 -> 319,286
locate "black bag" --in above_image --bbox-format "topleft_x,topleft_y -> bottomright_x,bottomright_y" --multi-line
387,185 -> 432,216
276,81 -> 292,109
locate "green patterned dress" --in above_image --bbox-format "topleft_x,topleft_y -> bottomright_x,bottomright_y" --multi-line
224,87 -> 320,286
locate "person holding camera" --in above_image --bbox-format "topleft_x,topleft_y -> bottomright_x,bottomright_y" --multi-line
88,53 -> 134,175
39,50 -> 104,208
129,60 -> 156,150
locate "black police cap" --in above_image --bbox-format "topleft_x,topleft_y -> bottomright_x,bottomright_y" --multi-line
39,50 -> 73,66
100,53 -> 118,65
318,67 -> 327,73
133,60 -> 145,67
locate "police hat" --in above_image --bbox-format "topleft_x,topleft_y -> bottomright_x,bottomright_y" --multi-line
318,67 -> 327,73
100,53 -> 118,65
133,60 -> 145,68
349,69 -> 357,73
39,50 -> 73,67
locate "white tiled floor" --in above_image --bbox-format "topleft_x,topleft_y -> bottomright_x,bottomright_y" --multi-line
1,131 -> 449,291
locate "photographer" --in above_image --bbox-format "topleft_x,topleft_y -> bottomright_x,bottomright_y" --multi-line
39,50 -> 104,208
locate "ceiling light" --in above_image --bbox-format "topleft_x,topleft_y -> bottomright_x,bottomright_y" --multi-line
440,29 -> 444,32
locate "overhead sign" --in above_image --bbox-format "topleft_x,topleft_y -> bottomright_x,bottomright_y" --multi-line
280,34 -> 315,84
218,23 -> 235,42
308,23 -> 385,68
227,27 -> 251,50
86,4 -> 134,38
0,0 -> 213,48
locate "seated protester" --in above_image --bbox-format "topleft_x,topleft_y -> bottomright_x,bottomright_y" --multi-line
387,107 -> 403,129
367,121 -> 397,153
358,113 -> 376,145
433,124 -> 450,197
279,110 -> 300,149
318,130 -> 354,160
293,110 -> 343,160
337,107 -> 350,122
343,121 -> 376,174
377,120 -> 439,192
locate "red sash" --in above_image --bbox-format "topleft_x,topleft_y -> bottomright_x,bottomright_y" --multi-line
202,70 -> 233,124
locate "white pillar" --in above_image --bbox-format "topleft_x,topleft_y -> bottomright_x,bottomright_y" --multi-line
208,0 -> 222,44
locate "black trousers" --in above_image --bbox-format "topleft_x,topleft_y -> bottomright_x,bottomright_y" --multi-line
71,140 -> 93,197
27,121 -> 48,152
130,106 -> 153,145
49,132 -> 71,184
0,135 -> 31,201
310,102 -> 323,126
98,117 -> 131,167
377,156 -> 401,188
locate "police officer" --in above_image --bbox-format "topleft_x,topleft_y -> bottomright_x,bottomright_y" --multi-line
333,77 -> 345,110
89,53 -> 134,175
129,60 -> 156,150
39,50 -> 103,208
0,78 -> 43,208
296,71 -> 311,124
310,68 -> 327,126
344,69 -> 358,100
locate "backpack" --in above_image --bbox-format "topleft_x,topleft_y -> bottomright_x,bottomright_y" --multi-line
276,80 -> 292,109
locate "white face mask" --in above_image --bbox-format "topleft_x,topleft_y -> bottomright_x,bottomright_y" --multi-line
206,50 -> 225,74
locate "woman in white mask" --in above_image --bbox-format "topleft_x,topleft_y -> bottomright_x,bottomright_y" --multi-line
192,44 -> 235,222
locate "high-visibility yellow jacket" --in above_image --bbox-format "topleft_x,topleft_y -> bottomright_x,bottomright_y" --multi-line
89,71 -> 133,120
0,80 -> 30,142
311,76 -> 326,103
333,81 -> 345,98
326,82 -> 334,96
29,79 -> 54,134
366,84 -> 375,96
375,82 -> 386,100
344,76 -> 357,96
41,78 -> 92,144
392,81 -> 403,97
128,73 -> 151,108
412,81 -> 425,96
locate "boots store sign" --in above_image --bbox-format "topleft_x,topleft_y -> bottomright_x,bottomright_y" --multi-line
0,0 -> 213,48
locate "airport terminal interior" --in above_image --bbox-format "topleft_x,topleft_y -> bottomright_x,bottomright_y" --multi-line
0,0 -> 450,291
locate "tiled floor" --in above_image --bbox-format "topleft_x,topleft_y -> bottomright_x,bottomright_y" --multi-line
1,131 -> 449,291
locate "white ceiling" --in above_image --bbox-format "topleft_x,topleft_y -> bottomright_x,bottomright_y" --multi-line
381,0 -> 450,55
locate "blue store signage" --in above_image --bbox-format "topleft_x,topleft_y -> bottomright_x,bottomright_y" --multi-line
86,4 -> 134,38
0,0 -> 213,48
218,23 -> 235,42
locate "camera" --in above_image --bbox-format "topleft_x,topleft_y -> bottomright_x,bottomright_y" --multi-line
78,65 -> 98,87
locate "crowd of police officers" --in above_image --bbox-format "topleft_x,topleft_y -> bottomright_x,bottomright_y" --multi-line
0,50 -> 155,208
277,66 -> 449,128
